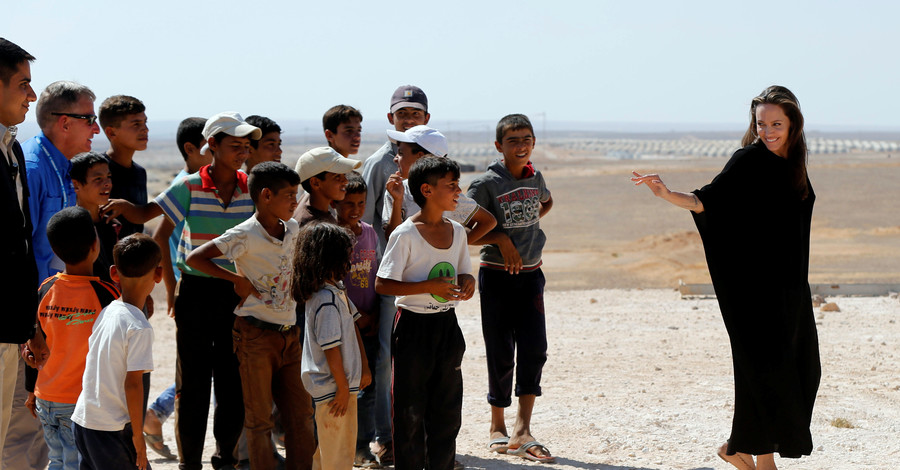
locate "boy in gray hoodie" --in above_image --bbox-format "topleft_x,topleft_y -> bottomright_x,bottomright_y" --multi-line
466,113 -> 555,463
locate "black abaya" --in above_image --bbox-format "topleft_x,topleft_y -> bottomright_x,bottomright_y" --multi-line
692,141 -> 821,458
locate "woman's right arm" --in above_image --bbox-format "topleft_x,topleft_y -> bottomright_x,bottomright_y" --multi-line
631,171 -> 704,213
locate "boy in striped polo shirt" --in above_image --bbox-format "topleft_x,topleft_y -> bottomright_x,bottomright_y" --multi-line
101,111 -> 261,470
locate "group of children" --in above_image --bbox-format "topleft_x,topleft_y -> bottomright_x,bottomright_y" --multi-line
23,85 -> 554,470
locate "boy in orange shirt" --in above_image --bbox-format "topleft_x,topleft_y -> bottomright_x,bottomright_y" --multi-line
24,206 -> 119,470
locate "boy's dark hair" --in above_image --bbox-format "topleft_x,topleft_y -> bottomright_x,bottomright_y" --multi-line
249,161 -> 300,203
245,115 -> 281,149
113,233 -> 161,278
495,113 -> 535,143
70,152 -> 109,184
291,223 -> 354,303
0,38 -> 35,85
408,155 -> 460,208
300,172 -> 327,194
322,105 -> 362,133
176,117 -> 206,160
47,206 -> 96,265
98,95 -> 146,129
344,171 -> 366,195
402,142 -> 429,157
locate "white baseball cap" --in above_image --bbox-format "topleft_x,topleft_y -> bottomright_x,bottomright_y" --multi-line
385,125 -> 448,157
294,147 -> 362,182
202,111 -> 262,140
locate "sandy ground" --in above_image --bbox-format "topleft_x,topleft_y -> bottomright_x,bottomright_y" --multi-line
145,290 -> 900,470
138,152 -> 899,469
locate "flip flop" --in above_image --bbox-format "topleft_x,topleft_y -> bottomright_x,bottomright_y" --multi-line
717,443 -> 756,470
507,441 -> 555,463
143,432 -> 177,460
488,436 -> 510,454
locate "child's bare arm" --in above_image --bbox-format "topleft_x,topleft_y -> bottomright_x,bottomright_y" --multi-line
185,242 -> 261,307
100,200 -> 163,225
125,370 -> 149,470
464,206 -> 497,245
375,276 -> 465,301
323,347 -> 350,417
355,324 -> 371,390
151,218 -> 178,318
383,174 -> 405,240
539,195 -> 553,218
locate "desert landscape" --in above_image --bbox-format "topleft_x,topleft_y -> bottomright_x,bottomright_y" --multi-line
141,141 -> 900,470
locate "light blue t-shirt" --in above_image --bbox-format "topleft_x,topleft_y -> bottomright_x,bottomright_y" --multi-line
301,283 -> 362,403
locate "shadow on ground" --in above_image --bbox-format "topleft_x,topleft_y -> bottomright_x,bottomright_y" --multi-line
457,453 -> 715,470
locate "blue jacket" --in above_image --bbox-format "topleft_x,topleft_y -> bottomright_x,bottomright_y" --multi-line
23,132 -> 76,283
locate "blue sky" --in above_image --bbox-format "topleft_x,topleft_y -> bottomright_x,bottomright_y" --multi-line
7,1 -> 900,134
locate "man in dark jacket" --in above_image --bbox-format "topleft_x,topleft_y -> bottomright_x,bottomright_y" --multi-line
0,37 -> 48,464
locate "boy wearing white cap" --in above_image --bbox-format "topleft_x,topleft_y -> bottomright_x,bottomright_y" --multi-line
291,146 -> 361,227
101,111 -> 262,470
382,125 -> 495,242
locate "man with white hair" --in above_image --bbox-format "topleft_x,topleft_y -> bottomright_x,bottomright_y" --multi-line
23,80 -> 100,282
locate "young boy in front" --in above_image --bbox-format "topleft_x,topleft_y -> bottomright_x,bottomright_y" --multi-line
375,156 -> 475,470
71,233 -> 162,470
101,111 -> 262,469
467,114 -> 554,463
24,207 -> 119,470
185,161 -> 314,470
292,146 -> 360,226
361,85 -> 431,464
332,172 -> 381,467
99,95 -> 149,238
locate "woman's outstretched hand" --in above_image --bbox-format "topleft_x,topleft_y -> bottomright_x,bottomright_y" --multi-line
631,171 -> 670,198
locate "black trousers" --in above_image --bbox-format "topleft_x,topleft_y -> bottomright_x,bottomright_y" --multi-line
478,268 -> 548,407
174,274 -> 243,470
391,308 -> 465,470
75,422 -> 148,470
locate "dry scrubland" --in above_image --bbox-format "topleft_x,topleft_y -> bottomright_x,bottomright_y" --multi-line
144,150 -> 899,469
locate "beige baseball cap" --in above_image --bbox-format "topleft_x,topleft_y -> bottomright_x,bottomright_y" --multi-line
202,111 -> 262,140
294,147 -> 361,182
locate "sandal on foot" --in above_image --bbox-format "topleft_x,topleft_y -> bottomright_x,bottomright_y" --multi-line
488,436 -> 510,454
143,432 -> 177,460
717,443 -> 756,470
507,441 -> 555,463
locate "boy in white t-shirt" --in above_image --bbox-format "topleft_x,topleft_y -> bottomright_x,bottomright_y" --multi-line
185,161 -> 314,470
375,155 -> 475,470
72,234 -> 162,470
382,125 -> 495,243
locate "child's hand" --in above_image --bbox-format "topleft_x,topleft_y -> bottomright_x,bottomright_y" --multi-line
329,386 -> 350,417
98,199 -> 133,224
356,311 -> 378,336
497,236 -> 523,274
133,431 -> 148,470
386,171 -> 404,200
233,277 -> 263,307
457,275 -> 475,301
25,392 -> 37,418
360,365 -> 372,390
426,276 -> 463,301
22,337 -> 49,370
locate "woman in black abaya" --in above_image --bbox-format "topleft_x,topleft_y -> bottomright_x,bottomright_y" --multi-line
631,86 -> 821,470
